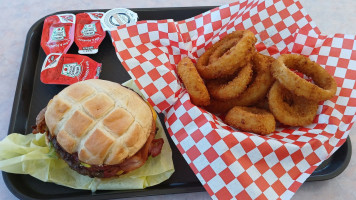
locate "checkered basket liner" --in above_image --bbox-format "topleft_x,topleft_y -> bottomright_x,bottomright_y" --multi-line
108,0 -> 356,199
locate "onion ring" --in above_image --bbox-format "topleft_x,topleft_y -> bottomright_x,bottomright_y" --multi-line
224,106 -> 276,135
206,63 -> 253,100
208,38 -> 240,64
204,53 -> 274,113
196,30 -> 256,79
268,81 -> 319,126
230,53 -> 275,105
271,54 -> 337,102
177,57 -> 210,106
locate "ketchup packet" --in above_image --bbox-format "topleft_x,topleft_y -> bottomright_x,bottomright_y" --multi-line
41,53 -> 101,85
41,14 -> 76,55
75,12 -> 106,54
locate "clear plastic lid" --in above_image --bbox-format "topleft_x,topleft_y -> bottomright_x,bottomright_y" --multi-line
100,8 -> 138,31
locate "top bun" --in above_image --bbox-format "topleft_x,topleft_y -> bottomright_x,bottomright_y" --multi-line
45,79 -> 154,165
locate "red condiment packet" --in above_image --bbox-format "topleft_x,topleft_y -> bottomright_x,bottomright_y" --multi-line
75,12 -> 106,54
41,14 -> 76,55
41,53 -> 101,85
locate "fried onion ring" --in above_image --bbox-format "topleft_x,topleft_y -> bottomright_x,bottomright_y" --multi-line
268,81 -> 319,126
177,57 -> 210,106
230,53 -> 275,105
207,63 -> 253,100
271,54 -> 337,102
204,53 -> 274,113
225,106 -> 276,135
196,30 -> 256,79
208,38 -> 240,64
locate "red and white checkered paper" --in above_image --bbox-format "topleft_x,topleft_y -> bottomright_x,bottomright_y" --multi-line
109,0 -> 356,199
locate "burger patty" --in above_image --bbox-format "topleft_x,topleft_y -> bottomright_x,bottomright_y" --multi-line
47,132 -> 127,178
33,107 -> 164,178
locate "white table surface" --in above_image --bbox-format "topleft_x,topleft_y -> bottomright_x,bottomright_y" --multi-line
0,0 -> 355,199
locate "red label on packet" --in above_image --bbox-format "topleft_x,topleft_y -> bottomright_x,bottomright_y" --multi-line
41,53 -> 101,85
75,12 -> 106,54
41,14 -> 76,55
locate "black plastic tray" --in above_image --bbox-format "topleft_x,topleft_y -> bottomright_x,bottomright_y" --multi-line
4,7 -> 352,200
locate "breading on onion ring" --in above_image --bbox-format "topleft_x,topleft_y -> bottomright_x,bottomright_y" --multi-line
204,98 -> 237,114
204,53 -> 274,113
208,38 -> 240,64
271,54 -> 337,102
177,57 -> 210,106
196,30 -> 256,79
230,53 -> 275,105
268,81 -> 319,126
255,97 -> 270,111
225,106 -> 276,135
207,63 -> 253,100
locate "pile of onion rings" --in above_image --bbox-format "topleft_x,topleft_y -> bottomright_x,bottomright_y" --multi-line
176,30 -> 337,135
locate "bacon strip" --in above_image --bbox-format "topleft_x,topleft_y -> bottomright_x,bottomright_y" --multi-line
118,125 -> 156,172
32,107 -> 47,134
149,138 -> 164,157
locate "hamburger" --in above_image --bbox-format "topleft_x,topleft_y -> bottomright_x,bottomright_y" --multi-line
32,79 -> 163,178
